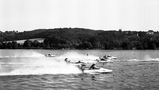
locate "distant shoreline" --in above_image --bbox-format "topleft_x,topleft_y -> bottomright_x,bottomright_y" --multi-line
0,48 -> 159,50
0,28 -> 158,50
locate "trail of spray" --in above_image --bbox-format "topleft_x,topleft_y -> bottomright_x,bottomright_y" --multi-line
127,55 -> 159,62
0,59 -> 81,76
0,51 -> 84,76
143,55 -> 159,61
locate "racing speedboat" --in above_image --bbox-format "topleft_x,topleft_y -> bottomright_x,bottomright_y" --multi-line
98,55 -> 117,63
100,55 -> 117,60
75,63 -> 112,74
64,58 -> 98,64
45,53 -> 56,57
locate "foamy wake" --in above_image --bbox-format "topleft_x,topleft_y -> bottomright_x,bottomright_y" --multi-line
0,59 -> 82,76
0,51 -> 96,76
1,65 -> 81,76
127,58 -> 159,62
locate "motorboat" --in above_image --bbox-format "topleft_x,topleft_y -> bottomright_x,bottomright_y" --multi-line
98,55 -> 117,63
100,55 -> 117,60
64,58 -> 113,74
64,58 -> 98,64
75,62 -> 112,74
45,53 -> 56,57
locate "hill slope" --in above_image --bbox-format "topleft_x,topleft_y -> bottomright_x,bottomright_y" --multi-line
0,28 -> 159,49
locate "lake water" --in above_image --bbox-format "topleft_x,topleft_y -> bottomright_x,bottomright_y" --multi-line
0,50 -> 159,90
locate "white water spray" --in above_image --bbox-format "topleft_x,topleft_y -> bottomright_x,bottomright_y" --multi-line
144,55 -> 159,61
127,55 -> 159,62
0,51 -> 84,76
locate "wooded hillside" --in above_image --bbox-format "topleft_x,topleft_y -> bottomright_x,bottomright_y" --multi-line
0,28 -> 159,49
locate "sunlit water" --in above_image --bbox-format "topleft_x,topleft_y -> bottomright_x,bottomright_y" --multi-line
0,50 -> 159,90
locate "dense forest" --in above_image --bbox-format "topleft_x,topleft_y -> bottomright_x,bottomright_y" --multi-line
0,28 -> 159,50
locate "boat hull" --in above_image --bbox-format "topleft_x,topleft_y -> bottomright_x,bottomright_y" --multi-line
84,68 -> 112,74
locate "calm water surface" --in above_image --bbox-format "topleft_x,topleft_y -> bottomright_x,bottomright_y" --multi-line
0,50 -> 159,90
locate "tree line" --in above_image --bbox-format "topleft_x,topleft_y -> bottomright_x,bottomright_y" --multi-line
0,28 -> 159,49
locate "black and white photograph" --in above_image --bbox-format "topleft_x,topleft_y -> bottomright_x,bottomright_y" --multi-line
0,0 -> 159,90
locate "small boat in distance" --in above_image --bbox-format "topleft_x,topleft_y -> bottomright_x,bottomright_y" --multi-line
64,58 -> 98,64
45,53 -> 56,57
98,55 -> 117,63
100,55 -> 117,60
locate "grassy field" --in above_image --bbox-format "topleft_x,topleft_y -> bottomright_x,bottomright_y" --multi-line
5,38 -> 44,44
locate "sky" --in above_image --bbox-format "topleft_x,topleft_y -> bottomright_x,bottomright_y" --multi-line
0,0 -> 159,31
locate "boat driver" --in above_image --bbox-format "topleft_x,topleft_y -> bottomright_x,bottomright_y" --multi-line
80,63 -> 86,73
89,64 -> 99,70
